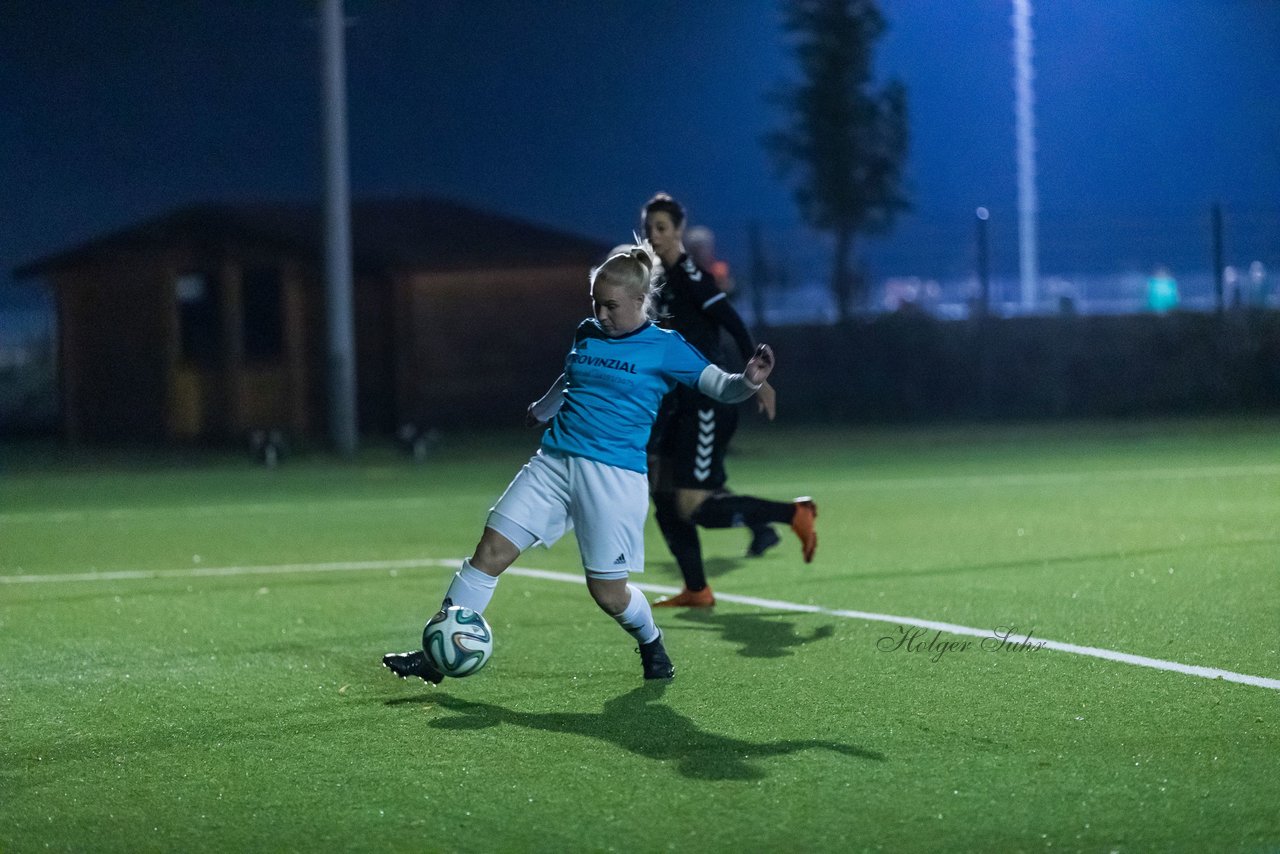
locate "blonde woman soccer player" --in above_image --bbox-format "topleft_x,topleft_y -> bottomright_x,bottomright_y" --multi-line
383,245 -> 775,683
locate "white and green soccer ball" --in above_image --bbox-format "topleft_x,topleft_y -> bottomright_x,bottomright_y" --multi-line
422,605 -> 493,678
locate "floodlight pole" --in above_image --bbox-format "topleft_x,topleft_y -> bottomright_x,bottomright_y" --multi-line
319,0 -> 357,456
1012,0 -> 1040,312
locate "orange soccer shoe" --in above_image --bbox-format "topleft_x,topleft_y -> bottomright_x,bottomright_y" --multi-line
652,586 -> 716,608
790,497 -> 818,563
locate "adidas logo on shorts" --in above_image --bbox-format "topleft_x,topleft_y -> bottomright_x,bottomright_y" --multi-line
613,553 -> 627,566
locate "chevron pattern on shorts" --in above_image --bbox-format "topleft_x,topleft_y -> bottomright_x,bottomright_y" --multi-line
694,409 -> 715,482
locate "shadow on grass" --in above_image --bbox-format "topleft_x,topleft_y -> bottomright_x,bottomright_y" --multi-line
669,609 -> 835,659
651,554 -> 751,585
703,554 -> 751,580
388,682 -> 883,780
652,524 -> 794,585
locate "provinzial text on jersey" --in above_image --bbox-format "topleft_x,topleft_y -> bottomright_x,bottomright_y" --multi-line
569,354 -> 638,374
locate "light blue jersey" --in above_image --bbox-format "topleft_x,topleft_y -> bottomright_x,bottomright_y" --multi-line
541,319 -> 710,473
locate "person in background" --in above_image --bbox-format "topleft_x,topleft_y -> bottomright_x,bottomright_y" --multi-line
686,225 -> 736,296
642,192 -> 818,610
1146,265 -> 1180,313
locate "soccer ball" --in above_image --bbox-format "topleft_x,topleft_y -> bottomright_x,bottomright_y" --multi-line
422,605 -> 493,678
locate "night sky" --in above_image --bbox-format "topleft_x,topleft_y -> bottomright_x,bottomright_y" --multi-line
3,0 -> 1278,312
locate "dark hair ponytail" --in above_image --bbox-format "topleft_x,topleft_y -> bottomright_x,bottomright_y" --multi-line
642,192 -> 686,230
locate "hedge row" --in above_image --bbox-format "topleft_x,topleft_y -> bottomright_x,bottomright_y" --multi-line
762,310 -> 1280,422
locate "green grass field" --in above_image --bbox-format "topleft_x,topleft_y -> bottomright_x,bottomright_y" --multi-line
3,419 -> 1278,853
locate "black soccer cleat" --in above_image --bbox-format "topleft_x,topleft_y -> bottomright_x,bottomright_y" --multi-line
382,649 -> 445,685
745,524 -> 781,558
637,633 -> 675,681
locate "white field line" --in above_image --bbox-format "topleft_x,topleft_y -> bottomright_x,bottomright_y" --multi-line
748,462 -> 1280,495
0,496 -> 465,524
3,557 -> 1277,693
4,462 -> 1279,524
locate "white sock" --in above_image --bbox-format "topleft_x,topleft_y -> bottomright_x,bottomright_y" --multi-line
442,558 -> 499,614
612,583 -> 660,645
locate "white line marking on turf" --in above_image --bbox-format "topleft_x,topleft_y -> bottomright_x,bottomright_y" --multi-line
4,559 -> 1277,692
753,462 -> 1280,495
710,591 -> 1280,692
5,462 -> 1280,524
0,496 -> 468,525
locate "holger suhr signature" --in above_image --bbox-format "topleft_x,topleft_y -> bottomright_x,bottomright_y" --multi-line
877,625 -> 1048,663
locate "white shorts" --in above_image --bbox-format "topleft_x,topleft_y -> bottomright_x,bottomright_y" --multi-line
488,449 -> 647,579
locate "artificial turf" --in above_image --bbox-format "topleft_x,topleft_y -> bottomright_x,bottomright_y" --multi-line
2,418 -> 1277,852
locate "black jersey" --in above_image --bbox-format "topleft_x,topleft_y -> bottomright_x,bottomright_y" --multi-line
654,253 -> 754,369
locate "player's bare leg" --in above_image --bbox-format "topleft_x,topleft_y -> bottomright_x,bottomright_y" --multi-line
588,576 -> 673,680
383,528 -> 519,683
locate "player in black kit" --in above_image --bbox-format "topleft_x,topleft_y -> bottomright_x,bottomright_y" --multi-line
642,193 -> 818,608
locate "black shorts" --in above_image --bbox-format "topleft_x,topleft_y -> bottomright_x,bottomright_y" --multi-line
648,385 -> 739,490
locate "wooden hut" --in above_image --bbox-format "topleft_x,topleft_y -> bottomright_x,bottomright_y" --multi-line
14,198 -> 610,444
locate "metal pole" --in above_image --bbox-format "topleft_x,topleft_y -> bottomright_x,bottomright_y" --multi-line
1211,203 -> 1225,313
976,206 -> 991,317
1012,0 -> 1039,312
319,0 -> 357,455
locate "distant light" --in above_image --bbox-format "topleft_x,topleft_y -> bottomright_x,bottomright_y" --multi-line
976,207 -> 990,221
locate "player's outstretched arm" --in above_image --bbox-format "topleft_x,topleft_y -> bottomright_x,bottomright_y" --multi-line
696,345 -> 774,405
526,373 -> 567,426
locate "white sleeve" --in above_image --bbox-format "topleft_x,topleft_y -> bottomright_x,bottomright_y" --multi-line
530,373 -> 568,422
696,364 -> 762,404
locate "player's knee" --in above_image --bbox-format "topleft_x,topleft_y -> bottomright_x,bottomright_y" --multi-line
472,533 -> 517,575
675,489 -> 710,523
586,577 -> 629,615
593,592 -> 628,617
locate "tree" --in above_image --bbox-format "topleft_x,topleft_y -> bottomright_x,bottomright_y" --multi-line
765,0 -> 909,321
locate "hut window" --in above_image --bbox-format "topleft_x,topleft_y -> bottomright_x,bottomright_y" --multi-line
242,267 -> 283,362
175,272 -> 221,367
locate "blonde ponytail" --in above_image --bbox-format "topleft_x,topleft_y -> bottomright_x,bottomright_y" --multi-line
591,242 -> 661,319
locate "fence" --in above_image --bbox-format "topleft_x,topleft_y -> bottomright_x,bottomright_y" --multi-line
761,310 -> 1280,423
707,204 -> 1280,325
